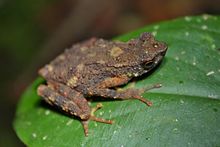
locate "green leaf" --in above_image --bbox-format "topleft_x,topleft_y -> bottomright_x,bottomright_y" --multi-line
14,15 -> 220,147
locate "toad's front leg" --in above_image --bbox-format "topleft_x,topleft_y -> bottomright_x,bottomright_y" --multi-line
88,76 -> 162,106
37,82 -> 113,136
88,87 -> 155,106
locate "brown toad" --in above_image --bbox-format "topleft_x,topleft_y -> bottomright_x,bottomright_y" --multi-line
37,32 -> 167,136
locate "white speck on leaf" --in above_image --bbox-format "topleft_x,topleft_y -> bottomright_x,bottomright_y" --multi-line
192,57 -> 197,66
42,136 -> 47,140
206,71 -> 215,76
175,118 -> 178,122
154,25 -> 159,30
180,99 -> 184,104
94,123 -> 98,127
185,16 -> 191,22
66,120 -> 73,126
173,128 -> 178,131
152,31 -> 157,36
45,110 -> 50,115
201,25 -> 208,30
113,130 -> 117,134
99,111 -> 104,116
202,14 -> 209,20
175,56 -> 179,61
211,44 -> 216,49
181,51 -> 186,55
185,32 -> 189,36
32,133 -> 37,138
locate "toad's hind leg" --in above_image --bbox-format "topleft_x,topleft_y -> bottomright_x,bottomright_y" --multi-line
37,84 -> 90,120
37,82 -> 113,136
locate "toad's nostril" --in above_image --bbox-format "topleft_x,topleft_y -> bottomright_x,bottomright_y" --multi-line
37,85 -> 47,96
38,68 -> 48,77
38,65 -> 54,77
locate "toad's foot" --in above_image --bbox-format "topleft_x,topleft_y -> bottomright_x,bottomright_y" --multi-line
143,83 -> 162,91
81,103 -> 113,136
135,83 -> 162,106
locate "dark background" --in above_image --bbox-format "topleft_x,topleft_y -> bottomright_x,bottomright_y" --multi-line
0,0 -> 220,146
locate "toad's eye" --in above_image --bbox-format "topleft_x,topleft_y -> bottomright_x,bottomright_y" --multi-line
142,61 -> 154,69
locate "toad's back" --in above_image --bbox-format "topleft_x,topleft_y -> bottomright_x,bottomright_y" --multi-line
39,33 -> 167,91
38,38 -> 137,87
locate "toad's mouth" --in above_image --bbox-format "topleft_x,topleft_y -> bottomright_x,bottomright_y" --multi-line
155,54 -> 164,65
